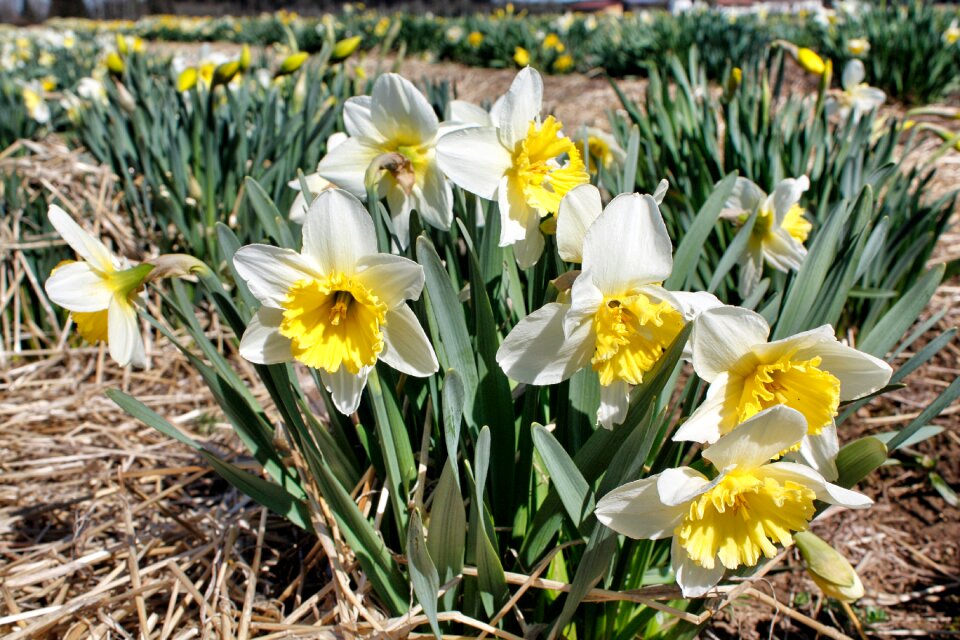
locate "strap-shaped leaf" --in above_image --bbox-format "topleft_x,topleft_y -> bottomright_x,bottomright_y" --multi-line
408,509 -> 441,639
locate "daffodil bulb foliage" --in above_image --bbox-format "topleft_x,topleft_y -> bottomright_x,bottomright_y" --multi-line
436,67 -> 589,268
674,305 -> 892,480
595,405 -> 873,598
497,191 -> 719,429
44,205 -> 153,368
720,176 -> 812,296
233,189 -> 439,415
830,59 -> 885,122
315,74 -> 453,249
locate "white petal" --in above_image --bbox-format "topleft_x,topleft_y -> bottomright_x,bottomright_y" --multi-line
48,204 -> 118,273
342,95 -> 382,142
753,324 -> 836,363
738,246 -> 764,297
652,179 -> 669,204
842,59 -> 865,91
320,366 -> 371,415
796,426 -> 840,482
852,87 -> 885,111
233,244 -> 318,308
565,276 -> 603,338
512,212 -> 546,269
691,305 -> 769,381
703,405 -> 808,471
762,229 -> 807,272
721,178 -> 765,218
657,466 -> 714,506
497,67 -> 543,149
556,184 -> 602,263
435,127 -> 511,200
301,189 -> 378,275
498,175 -> 533,247
370,73 -> 438,143
594,474 -> 687,540
45,261 -> 114,312
496,302 -> 593,385
379,305 -> 438,377
315,138 -> 382,197
448,99 -> 492,127
763,462 -> 873,508
355,253 -> 424,308
327,131 -> 349,151
672,538 -> 726,598
597,379 -> 630,429
672,375 -> 729,443
772,176 -> 810,224
581,193 -> 672,294
289,191 -> 309,223
666,290 -> 723,322
792,335 -> 892,401
412,161 -> 453,230
107,298 -> 143,368
385,182 -> 413,250
239,307 -> 293,364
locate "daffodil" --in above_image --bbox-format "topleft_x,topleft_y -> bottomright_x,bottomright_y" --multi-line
467,31 -> 484,47
497,191 -> 718,428
436,68 -> 589,267
22,81 -> 49,124
845,37 -> 870,57
315,74 -> 453,248
289,132 -> 348,222
513,46 -> 530,67
232,189 -> 438,415
830,59 -> 885,122
674,305 -> 892,479
574,126 -> 627,174
596,405 -> 873,597
44,205 -> 153,368
720,175 -> 812,295
944,19 -> 960,45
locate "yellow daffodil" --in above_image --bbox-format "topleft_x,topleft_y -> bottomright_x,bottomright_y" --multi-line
597,405 -> 872,597
553,53 -> 574,73
232,189 -> 438,415
497,191 -> 719,427
315,74 -> 453,246
467,31 -> 484,47
44,205 -> 153,367
674,305 -> 892,479
436,68 -> 588,267
720,176 -> 812,295
513,46 -> 530,67
797,47 -> 827,76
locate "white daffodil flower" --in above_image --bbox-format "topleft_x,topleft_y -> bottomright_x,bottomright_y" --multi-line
436,67 -> 589,268
288,132 -> 348,222
556,181 -> 668,264
674,305 -> 892,479
23,81 -> 50,124
497,192 -> 719,429
233,188 -> 439,415
596,405 -> 872,597
44,205 -> 153,368
832,59 -> 886,122
845,37 -> 870,57
574,125 -> 627,174
315,74 -> 453,248
721,175 -> 812,296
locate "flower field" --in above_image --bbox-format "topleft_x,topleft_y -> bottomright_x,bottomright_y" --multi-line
1,4 -> 959,639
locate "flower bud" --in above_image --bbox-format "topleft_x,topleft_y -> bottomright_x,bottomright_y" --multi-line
213,60 -> 240,86
794,531 -> 865,602
277,51 -> 309,76
177,67 -> 198,92
105,51 -> 125,75
331,36 -> 362,63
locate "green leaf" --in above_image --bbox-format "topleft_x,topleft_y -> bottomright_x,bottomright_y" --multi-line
929,472 -> 958,508
872,425 -> 943,450
858,264 -> 944,357
666,171 -> 736,291
532,424 -> 594,530
408,509 -> 441,639
471,426 -> 507,615
244,176 -> 294,248
885,377 -> 960,451
428,460 -> 466,611
442,369 -> 465,474
366,367 -> 415,538
416,235 -> 480,425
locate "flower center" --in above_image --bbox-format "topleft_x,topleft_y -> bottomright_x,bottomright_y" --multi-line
279,274 -> 387,374
753,204 -> 811,244
676,470 -> 816,570
591,293 -> 685,387
727,354 -> 841,437
509,115 -> 588,216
